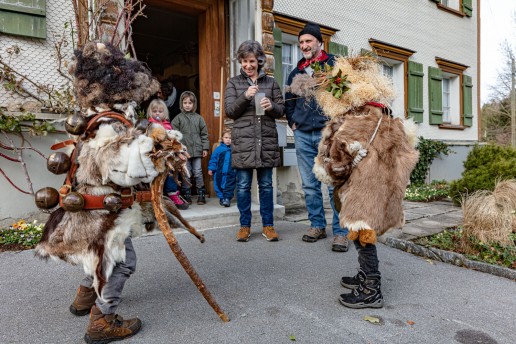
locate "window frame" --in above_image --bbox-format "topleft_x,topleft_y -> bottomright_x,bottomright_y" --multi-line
435,57 -> 469,129
431,0 -> 467,18
368,39 -> 416,118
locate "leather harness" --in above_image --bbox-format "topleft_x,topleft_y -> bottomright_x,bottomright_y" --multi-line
53,111 -> 152,211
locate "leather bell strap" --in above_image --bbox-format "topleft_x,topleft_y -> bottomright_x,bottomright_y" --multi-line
59,186 -> 152,210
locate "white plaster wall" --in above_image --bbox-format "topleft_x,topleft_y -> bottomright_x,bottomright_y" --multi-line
0,0 -> 75,108
0,131 -> 69,227
274,0 -> 479,142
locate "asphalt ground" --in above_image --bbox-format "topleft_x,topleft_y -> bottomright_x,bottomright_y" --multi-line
1,221 -> 515,344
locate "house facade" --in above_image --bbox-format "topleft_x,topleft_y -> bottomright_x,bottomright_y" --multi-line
0,0 -> 480,222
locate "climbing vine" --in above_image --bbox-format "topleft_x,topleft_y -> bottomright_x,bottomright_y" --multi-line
410,137 -> 452,185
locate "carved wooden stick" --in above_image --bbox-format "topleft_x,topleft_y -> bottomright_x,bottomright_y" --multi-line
151,173 -> 229,322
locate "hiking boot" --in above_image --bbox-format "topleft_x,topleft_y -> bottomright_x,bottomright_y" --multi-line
262,226 -> 279,241
197,187 -> 206,205
236,227 -> 251,242
302,228 -> 327,242
84,305 -> 142,344
221,198 -> 230,207
339,275 -> 384,309
70,285 -> 97,316
181,189 -> 192,204
168,191 -> 189,210
332,235 -> 349,252
340,269 -> 366,289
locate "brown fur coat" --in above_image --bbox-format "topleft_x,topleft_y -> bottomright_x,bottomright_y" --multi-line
314,105 -> 419,236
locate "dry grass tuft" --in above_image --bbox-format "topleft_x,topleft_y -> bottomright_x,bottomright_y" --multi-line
462,179 -> 516,248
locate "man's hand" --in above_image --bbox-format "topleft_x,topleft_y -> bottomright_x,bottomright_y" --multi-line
292,123 -> 297,131
202,150 -> 208,158
208,170 -> 213,176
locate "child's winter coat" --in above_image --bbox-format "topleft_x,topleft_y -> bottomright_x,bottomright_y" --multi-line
208,142 -> 236,200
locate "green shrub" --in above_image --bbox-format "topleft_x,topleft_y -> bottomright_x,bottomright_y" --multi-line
449,144 -> 516,204
410,137 -> 452,185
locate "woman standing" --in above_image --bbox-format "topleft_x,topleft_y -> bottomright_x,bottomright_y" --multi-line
224,40 -> 285,242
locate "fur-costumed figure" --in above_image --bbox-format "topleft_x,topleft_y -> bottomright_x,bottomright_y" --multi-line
33,42 -> 209,343
289,55 -> 419,309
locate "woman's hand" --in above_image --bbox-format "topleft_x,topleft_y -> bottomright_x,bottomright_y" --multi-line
245,85 -> 259,99
259,97 -> 273,111
208,170 -> 213,176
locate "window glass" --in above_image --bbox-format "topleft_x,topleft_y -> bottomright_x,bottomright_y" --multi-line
441,0 -> 460,11
442,78 -> 451,122
281,33 -> 302,91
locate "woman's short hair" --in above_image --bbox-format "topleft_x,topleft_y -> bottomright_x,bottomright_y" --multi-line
236,40 -> 266,68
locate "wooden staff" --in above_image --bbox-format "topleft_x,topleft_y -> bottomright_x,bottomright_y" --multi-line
151,172 -> 229,322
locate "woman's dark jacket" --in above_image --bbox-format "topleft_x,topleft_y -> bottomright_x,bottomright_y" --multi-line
224,69 -> 284,169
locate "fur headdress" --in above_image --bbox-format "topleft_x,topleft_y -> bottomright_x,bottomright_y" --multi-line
289,55 -> 396,118
68,42 -> 160,109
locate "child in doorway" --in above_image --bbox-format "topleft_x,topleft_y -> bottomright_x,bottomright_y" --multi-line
172,91 -> 210,205
208,128 -> 236,207
147,98 -> 189,210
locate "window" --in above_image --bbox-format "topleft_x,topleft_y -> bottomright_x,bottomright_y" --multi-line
428,57 -> 473,128
442,78 -> 451,122
441,0 -> 459,11
280,35 -> 302,91
368,39 -> 416,120
431,0 -> 473,18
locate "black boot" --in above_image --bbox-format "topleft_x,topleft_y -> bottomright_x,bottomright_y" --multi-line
339,274 -> 383,309
181,188 -> 192,204
340,269 -> 365,289
197,187 -> 206,205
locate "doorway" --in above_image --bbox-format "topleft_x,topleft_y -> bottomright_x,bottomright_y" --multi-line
132,0 -> 227,197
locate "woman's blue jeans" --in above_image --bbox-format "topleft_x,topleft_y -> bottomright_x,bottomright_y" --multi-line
294,129 -> 348,236
236,168 -> 274,227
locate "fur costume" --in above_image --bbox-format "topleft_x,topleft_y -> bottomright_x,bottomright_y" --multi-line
35,42 -> 188,298
292,55 -> 419,245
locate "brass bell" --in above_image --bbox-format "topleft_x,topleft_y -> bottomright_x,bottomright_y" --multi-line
47,152 -> 71,175
34,187 -> 59,209
103,193 -> 123,212
65,114 -> 87,135
61,192 -> 85,212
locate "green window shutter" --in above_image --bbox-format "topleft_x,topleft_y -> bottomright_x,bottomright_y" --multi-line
428,66 -> 443,125
273,27 -> 283,89
462,74 -> 473,127
407,61 -> 424,123
0,0 -> 46,38
462,0 -> 473,17
328,42 -> 348,57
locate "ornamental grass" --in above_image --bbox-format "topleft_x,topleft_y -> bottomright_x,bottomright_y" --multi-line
462,179 -> 516,248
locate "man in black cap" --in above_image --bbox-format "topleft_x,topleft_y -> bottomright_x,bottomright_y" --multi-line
285,23 -> 350,253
